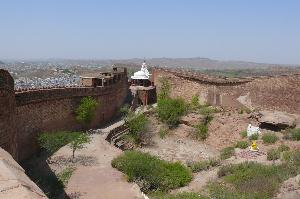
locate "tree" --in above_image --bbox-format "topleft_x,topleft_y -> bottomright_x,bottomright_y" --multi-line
75,97 -> 98,124
69,132 -> 91,159
158,77 -> 171,100
157,97 -> 187,127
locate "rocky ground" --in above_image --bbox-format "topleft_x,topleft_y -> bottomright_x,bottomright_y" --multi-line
24,108 -> 300,199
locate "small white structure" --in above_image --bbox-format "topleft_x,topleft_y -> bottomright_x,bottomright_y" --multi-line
247,124 -> 261,137
131,61 -> 150,80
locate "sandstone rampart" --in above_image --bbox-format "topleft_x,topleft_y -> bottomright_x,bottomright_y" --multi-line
0,69 -> 129,161
152,68 -> 300,114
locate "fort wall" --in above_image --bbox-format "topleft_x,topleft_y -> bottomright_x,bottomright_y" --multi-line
152,68 -> 300,114
0,70 -> 128,161
0,70 -> 18,159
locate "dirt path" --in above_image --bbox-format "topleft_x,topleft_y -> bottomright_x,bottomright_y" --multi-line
52,133 -> 143,199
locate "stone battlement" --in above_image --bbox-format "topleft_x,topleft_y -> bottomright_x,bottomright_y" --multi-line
152,67 -> 300,114
0,69 -> 129,161
153,67 -> 300,86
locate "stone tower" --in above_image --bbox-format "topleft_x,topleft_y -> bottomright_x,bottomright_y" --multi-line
0,69 -> 17,159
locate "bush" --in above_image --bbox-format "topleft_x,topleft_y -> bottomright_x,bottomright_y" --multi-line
150,191 -> 208,199
158,77 -> 171,100
38,132 -> 74,154
189,95 -> 200,110
278,144 -> 290,152
157,97 -> 187,127
75,97 -> 98,124
248,133 -> 259,140
217,162 -> 294,198
198,106 -> 217,116
267,149 -> 280,161
235,141 -> 248,149
220,147 -> 235,160
125,112 -> 149,145
208,182 -> 263,199
194,124 -> 208,140
187,159 -> 220,173
262,133 -> 278,144
111,151 -> 192,192
57,167 -> 75,186
288,129 -> 300,141
159,127 -> 169,139
240,131 -> 247,138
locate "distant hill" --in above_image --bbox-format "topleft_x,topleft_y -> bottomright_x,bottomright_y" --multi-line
0,61 -> 4,65
109,57 -> 300,70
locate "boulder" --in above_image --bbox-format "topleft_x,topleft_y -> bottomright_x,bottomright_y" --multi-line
258,111 -> 298,130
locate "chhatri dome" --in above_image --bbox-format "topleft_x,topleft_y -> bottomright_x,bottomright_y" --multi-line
131,61 -> 150,80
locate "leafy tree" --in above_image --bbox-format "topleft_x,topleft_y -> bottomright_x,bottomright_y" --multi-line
75,97 -> 98,124
38,131 -> 90,160
69,132 -> 91,159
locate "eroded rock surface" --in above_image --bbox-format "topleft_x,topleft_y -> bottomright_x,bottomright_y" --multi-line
257,111 -> 298,129
0,148 -> 47,199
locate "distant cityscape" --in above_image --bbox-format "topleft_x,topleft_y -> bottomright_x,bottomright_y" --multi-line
1,57 -> 300,90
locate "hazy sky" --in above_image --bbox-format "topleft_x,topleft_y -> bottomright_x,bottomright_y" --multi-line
1,0 -> 300,64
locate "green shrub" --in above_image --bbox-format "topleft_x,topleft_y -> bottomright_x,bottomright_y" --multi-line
208,182 -> 264,199
283,150 -> 300,173
111,151 -> 192,192
157,97 -> 187,127
125,112 -> 149,145
217,162 -> 294,198
235,141 -> 248,149
57,167 -> 75,186
267,149 -> 280,161
278,144 -> 290,152
158,77 -> 171,100
150,191 -> 208,199
262,133 -> 278,144
248,133 -> 259,140
281,151 -> 293,162
194,124 -> 208,140
119,104 -> 130,117
187,159 -> 220,173
220,146 -> 235,160
190,95 -> 200,110
38,132 -> 74,154
75,96 -> 98,124
240,131 -> 247,138
198,106 -> 217,116
159,127 -> 169,139
288,129 -> 300,141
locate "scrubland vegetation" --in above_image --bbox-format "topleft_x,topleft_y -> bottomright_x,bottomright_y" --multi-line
38,131 -> 90,159
111,151 -> 192,192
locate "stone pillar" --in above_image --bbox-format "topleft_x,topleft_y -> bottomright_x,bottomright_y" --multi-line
0,69 -> 18,160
